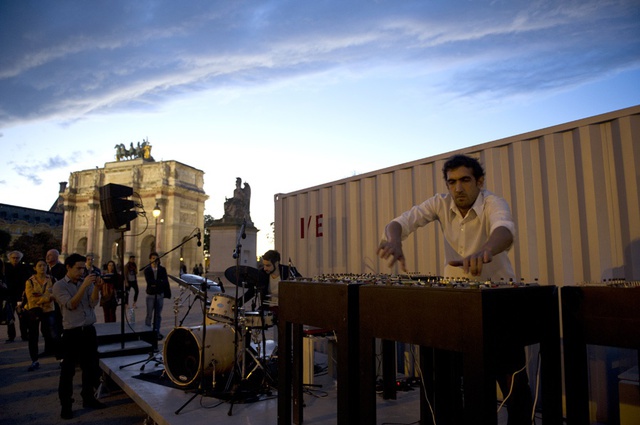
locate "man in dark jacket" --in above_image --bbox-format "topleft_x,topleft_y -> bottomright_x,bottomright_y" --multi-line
143,252 -> 170,340
4,251 -> 32,342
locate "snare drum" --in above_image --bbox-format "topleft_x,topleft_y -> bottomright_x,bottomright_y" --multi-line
243,311 -> 274,328
208,293 -> 237,324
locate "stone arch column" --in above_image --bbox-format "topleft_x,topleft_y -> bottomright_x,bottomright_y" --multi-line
61,204 -> 76,257
86,202 -> 99,257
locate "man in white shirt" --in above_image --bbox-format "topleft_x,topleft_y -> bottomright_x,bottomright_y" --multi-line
377,154 -> 532,425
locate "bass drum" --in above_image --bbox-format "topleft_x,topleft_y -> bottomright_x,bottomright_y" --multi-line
163,324 -> 236,388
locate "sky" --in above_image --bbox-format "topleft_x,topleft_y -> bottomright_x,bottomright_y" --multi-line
1,0 -> 639,256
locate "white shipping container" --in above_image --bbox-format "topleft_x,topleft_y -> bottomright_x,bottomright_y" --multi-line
275,105 -> 640,285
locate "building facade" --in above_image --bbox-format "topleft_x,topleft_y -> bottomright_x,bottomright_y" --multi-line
0,203 -> 63,242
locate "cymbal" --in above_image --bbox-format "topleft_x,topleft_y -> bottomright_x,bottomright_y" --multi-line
224,265 -> 262,288
168,274 -> 205,300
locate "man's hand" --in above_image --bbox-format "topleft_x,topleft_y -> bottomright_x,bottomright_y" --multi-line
377,239 -> 407,272
449,248 -> 493,276
82,274 -> 103,290
449,227 -> 512,276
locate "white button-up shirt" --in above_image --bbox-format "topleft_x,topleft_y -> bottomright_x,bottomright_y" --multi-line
391,189 -> 516,281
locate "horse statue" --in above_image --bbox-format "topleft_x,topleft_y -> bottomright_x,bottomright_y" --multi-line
114,143 -> 127,161
115,139 -> 152,161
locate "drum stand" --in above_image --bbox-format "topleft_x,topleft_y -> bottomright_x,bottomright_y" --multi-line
250,291 -> 276,388
175,278 -> 210,415
225,219 -> 271,415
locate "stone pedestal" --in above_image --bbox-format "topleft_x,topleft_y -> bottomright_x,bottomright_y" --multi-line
208,221 -> 258,281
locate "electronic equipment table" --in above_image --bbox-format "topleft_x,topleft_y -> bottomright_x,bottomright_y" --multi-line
359,284 -> 563,425
277,280 -> 361,425
561,285 -> 640,425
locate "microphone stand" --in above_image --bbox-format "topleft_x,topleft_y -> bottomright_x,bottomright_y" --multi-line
119,232 -> 199,371
119,260 -> 163,371
227,219 -> 252,416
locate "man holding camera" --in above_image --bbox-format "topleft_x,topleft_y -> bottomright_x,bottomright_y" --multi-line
52,253 -> 107,420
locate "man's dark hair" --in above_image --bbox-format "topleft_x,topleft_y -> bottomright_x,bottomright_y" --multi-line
64,253 -> 86,268
149,252 -> 159,259
262,250 -> 280,264
442,154 -> 485,181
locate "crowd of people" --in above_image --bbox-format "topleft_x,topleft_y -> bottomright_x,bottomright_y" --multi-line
0,249 -> 146,419
0,246 -> 295,420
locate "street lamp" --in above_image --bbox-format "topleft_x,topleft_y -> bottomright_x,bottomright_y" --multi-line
152,202 -> 161,251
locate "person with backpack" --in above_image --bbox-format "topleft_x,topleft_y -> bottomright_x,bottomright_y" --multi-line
24,259 -> 56,371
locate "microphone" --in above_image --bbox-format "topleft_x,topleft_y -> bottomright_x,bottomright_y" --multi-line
240,219 -> 246,239
196,228 -> 202,247
217,277 -> 225,293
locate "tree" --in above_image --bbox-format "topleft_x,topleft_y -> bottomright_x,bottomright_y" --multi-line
9,231 -> 61,265
0,229 -> 11,254
203,214 -> 215,252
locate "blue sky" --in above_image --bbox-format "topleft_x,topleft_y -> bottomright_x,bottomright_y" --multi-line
1,0 -> 639,255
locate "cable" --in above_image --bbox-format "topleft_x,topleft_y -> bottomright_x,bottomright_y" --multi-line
531,351 -> 542,423
121,192 -> 151,237
496,363 -> 527,413
410,348 -> 437,425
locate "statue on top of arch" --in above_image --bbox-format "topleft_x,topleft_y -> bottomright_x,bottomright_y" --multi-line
114,138 -> 154,161
223,177 -> 252,224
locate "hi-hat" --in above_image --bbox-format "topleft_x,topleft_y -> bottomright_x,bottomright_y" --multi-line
224,265 -> 262,288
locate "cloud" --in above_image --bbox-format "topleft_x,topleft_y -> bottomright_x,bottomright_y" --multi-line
7,153 -> 82,187
0,0 -> 638,127
45,156 -> 70,170
14,168 -> 43,185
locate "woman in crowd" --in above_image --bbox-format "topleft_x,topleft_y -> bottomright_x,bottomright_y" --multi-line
100,261 -> 120,323
24,259 -> 56,371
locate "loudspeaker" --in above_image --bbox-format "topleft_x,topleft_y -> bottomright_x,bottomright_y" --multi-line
99,183 -> 137,229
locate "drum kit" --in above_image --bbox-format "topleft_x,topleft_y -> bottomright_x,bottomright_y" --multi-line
164,265 -> 278,402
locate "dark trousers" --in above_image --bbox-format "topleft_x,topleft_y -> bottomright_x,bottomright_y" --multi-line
39,311 -> 59,356
3,300 -> 16,340
26,310 -> 42,362
58,325 -> 101,407
44,303 -> 62,357
17,308 -> 29,340
127,279 -> 139,304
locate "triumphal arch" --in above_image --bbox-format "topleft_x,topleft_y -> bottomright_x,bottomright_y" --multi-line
60,142 -> 207,276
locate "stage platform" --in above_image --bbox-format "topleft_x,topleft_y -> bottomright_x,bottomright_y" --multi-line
95,321 -> 157,358
99,351 -> 423,425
